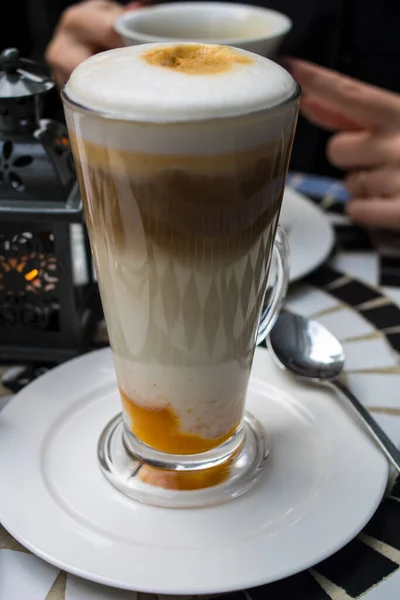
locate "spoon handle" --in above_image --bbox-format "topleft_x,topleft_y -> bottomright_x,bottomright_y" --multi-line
332,378 -> 400,472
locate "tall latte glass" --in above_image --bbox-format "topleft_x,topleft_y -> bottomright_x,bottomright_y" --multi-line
63,43 -> 300,508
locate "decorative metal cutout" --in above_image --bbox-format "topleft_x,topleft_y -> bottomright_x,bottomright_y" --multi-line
0,140 -> 33,192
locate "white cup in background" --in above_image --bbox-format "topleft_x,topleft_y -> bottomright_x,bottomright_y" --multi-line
115,2 -> 292,57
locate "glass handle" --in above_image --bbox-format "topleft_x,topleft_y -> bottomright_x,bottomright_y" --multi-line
256,225 -> 290,345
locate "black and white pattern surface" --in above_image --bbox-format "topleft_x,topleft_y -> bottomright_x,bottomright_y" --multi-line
1,175 -> 400,600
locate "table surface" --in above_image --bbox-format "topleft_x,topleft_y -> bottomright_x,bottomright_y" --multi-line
1,174 -> 400,600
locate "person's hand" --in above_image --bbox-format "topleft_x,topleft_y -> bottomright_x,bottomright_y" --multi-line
46,0 -> 143,88
287,58 -> 400,230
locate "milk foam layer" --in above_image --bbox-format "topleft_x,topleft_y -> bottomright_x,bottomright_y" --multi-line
65,43 -> 296,123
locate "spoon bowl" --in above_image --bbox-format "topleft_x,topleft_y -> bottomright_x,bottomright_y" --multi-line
268,311 -> 345,381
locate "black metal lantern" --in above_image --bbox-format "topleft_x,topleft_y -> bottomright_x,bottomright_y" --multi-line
0,48 -> 97,363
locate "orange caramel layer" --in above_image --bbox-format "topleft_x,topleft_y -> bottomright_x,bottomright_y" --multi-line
120,388 -> 240,455
138,456 -> 236,491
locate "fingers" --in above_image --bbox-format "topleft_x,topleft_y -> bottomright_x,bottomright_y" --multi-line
300,97 -> 362,132
345,166 -> 400,230
123,1 -> 148,10
347,198 -> 400,230
327,131 -> 400,170
282,57 -> 400,230
287,58 -> 400,130
58,0 -> 123,50
55,0 -> 147,43
46,0 -> 124,86
47,33 -> 94,88
346,168 -> 400,198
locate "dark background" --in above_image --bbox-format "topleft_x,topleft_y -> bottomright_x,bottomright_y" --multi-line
2,0 -> 400,177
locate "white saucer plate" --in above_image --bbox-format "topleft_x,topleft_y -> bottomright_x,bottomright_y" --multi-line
0,348 -> 387,595
281,187 -> 335,282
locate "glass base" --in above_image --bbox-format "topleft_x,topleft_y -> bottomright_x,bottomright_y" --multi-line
98,412 -> 270,509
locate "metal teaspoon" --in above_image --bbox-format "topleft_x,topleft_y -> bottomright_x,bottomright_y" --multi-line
267,310 -> 400,472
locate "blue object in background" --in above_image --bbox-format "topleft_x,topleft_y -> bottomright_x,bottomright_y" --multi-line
287,173 -> 350,203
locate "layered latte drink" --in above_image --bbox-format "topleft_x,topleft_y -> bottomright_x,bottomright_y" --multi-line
63,43 -> 299,500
